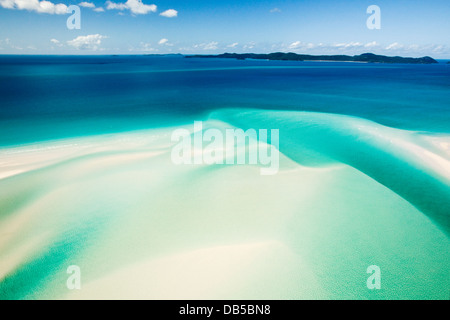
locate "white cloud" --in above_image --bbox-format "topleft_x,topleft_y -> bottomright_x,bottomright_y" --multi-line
335,42 -> 363,49
288,41 -> 301,49
106,1 -> 126,10
50,38 -> 63,47
67,34 -> 107,51
0,0 -> 15,8
270,8 -> 281,13
193,42 -> 219,51
2,37 -> 22,50
50,39 -> 62,47
79,1 -> 94,8
0,0 -> 68,14
385,42 -> 403,50
79,2 -> 105,12
227,42 -> 239,48
243,42 -> 256,50
203,41 -> 218,50
365,41 -> 379,48
106,0 -> 156,15
126,0 -> 156,14
157,38 -> 174,47
160,8 -> 177,18
177,46 -> 195,52
432,45 -> 443,53
137,42 -> 157,52
158,38 -> 168,45
129,41 -> 178,52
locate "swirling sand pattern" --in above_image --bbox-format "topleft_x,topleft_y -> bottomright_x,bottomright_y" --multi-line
0,111 -> 449,300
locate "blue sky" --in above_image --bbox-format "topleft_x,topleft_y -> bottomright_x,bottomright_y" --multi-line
0,0 -> 449,57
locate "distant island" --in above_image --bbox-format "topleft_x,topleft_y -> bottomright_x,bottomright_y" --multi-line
186,52 -> 438,64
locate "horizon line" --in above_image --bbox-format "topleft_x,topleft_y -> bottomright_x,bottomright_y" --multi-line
0,52 -> 449,59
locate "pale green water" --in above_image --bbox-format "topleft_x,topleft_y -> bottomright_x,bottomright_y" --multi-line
0,112 -> 449,300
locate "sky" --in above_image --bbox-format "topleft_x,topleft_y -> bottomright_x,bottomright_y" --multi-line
0,0 -> 449,58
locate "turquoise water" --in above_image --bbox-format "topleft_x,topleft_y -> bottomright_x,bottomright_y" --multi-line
0,55 -> 449,300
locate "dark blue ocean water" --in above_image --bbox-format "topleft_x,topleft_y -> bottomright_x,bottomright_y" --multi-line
0,55 -> 449,146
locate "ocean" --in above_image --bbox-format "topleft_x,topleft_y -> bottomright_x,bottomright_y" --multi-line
1,55 -> 450,145
0,55 -> 449,299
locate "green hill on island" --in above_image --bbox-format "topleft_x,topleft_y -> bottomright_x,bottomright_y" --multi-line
186,52 -> 438,64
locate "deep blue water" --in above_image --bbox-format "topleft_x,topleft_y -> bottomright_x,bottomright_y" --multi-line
0,55 -> 449,146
